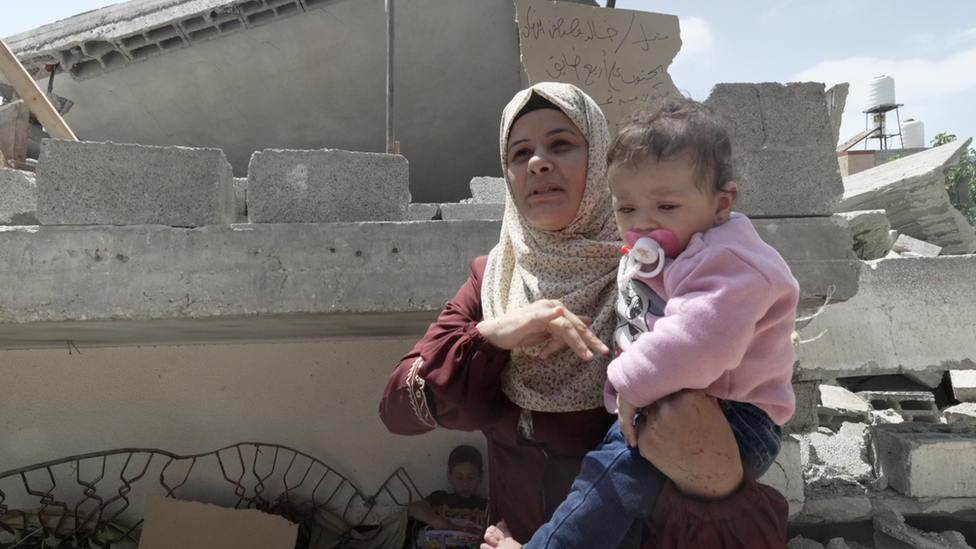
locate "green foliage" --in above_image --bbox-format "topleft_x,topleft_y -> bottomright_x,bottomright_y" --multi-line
933,132 -> 976,231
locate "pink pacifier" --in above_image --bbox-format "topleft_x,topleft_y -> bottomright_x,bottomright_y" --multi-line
618,229 -> 679,291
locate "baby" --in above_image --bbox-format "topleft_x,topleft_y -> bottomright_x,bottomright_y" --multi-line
483,97 -> 799,549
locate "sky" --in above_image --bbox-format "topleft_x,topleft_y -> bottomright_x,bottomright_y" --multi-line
2,0 -> 975,148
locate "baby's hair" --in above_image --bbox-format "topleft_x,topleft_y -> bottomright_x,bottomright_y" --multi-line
448,445 -> 484,474
608,97 -> 734,194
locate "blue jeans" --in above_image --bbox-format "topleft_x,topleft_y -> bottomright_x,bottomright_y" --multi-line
523,401 -> 782,549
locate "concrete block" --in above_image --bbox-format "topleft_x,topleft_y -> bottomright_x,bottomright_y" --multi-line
752,216 -> 860,308
704,82 -> 844,217
439,203 -> 504,221
949,370 -> 976,402
0,168 -> 39,225
944,403 -> 976,425
891,234 -> 942,257
800,477 -> 872,524
36,139 -> 235,227
794,255 -> 976,381
818,385 -> 871,430
839,137 -> 976,255
759,435 -> 804,519
871,423 -> 976,498
232,177 -> 247,223
805,427 -> 872,481
825,83 -> 849,148
468,176 -> 506,203
405,203 -> 440,221
857,391 -> 940,423
246,149 -> 410,223
786,380 -> 820,435
835,210 -> 893,260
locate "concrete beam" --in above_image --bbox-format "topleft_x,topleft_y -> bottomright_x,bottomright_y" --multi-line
0,216 -> 856,350
795,255 -> 976,380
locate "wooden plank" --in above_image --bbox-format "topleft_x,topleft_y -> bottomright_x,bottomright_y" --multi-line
0,99 -> 30,163
0,37 -> 77,141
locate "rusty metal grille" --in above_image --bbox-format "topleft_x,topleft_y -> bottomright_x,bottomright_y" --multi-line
0,442 -> 421,548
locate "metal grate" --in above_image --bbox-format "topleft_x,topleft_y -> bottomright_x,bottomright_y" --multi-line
0,442 -> 421,548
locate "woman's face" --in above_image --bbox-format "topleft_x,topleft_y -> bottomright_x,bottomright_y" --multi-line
505,108 -> 589,232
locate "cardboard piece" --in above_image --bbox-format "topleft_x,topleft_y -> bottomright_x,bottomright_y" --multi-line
138,494 -> 298,549
514,0 -> 681,131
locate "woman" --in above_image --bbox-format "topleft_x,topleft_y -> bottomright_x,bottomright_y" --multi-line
379,82 -> 788,548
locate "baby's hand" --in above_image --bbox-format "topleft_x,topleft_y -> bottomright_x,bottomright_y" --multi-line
481,521 -> 522,549
617,394 -> 642,447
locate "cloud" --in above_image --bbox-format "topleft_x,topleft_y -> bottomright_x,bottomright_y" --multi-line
676,17 -> 712,57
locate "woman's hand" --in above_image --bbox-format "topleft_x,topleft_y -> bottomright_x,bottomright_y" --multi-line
477,299 -> 609,360
635,389 -> 744,499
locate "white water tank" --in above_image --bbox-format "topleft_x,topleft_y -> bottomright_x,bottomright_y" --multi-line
866,75 -> 896,109
902,119 -> 925,149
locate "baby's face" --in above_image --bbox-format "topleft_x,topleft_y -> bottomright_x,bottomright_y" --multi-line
447,461 -> 482,498
610,157 -> 734,256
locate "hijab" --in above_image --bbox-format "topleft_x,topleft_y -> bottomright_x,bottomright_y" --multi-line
482,82 -> 620,413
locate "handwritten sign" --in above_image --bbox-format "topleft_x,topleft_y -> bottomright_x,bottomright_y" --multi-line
515,0 -> 681,131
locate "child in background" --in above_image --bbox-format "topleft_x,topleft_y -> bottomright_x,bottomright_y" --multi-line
483,98 -> 799,549
409,445 -> 487,539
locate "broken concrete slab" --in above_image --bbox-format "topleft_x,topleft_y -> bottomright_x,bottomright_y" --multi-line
0,168 -> 38,225
794,255 -> 976,381
804,427 -> 873,482
835,210 -> 893,260
799,477 -> 872,525
891,234 -> 942,257
872,504 -> 974,549
838,137 -> 976,255
903,370 -> 945,390
439,203 -> 505,221
246,149 -> 410,223
704,82 -> 845,217
36,139 -> 236,226
944,403 -> 976,425
760,435 -> 804,519
871,423 -> 976,499
819,385 -> 871,430
949,370 -> 976,402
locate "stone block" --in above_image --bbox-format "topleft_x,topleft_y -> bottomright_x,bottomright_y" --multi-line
0,168 -> 39,225
891,234 -> 942,257
839,137 -> 976,255
857,391 -> 940,423
752,216 -> 860,308
870,423 -> 976,498
950,370 -> 976,402
246,149 -> 409,223
36,140 -> 235,227
794,255 -> 976,381
944,403 -> 976,425
405,203 -> 440,221
760,435 -> 804,519
785,381 -> 820,435
439,203 -> 504,221
818,385 -> 870,430
704,83 -> 844,217
468,176 -> 506,203
835,210 -> 892,260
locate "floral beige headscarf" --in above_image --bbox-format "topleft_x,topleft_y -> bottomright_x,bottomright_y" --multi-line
482,82 -> 620,413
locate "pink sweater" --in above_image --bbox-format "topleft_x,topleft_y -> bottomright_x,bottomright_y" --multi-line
605,213 -> 799,425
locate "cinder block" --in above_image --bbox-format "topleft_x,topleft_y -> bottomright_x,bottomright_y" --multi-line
405,203 -> 440,221
857,391 -> 940,423
818,385 -> 870,430
246,149 -> 409,223
36,140 -> 235,227
785,381 -> 819,435
871,423 -> 976,498
0,168 -> 38,225
468,176 -> 506,204
439,203 -> 504,221
704,83 -> 844,217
